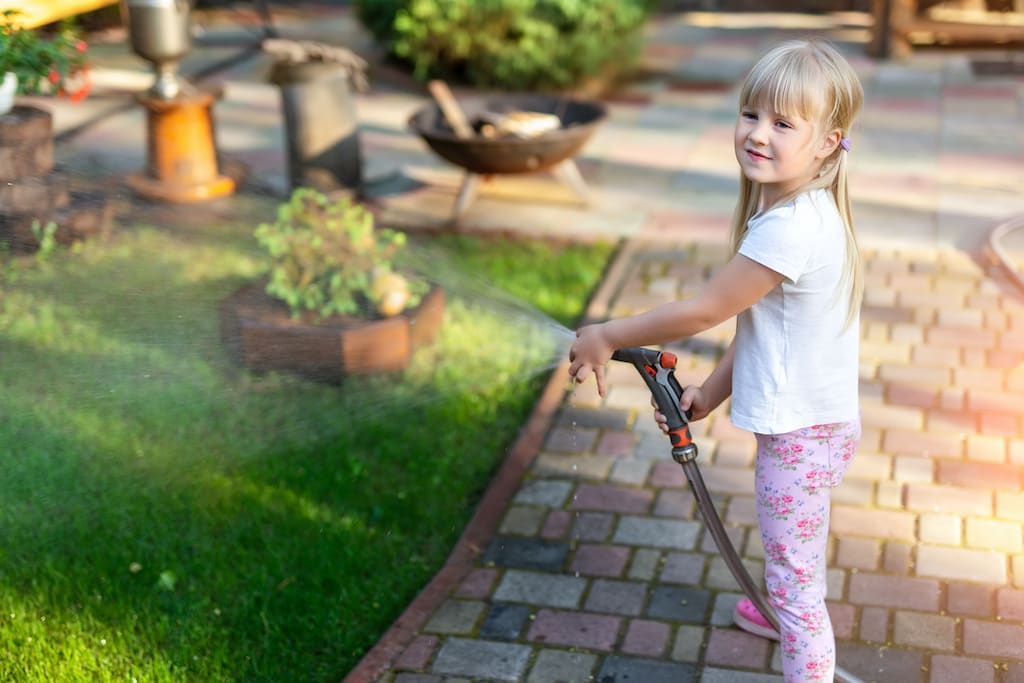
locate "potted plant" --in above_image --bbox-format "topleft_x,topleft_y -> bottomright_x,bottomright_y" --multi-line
220,188 -> 445,382
0,9 -> 91,115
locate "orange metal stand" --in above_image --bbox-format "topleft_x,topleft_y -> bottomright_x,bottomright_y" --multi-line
126,85 -> 236,203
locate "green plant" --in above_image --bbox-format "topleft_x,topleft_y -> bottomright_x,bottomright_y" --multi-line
356,0 -> 652,91
0,9 -> 90,98
255,188 -> 427,320
31,219 -> 58,263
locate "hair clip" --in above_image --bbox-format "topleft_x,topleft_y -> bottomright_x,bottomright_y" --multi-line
839,137 -> 851,152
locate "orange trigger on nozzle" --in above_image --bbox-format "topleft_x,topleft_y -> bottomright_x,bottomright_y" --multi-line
660,352 -> 677,369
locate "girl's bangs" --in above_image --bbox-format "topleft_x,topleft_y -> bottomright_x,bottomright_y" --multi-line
740,53 -> 825,122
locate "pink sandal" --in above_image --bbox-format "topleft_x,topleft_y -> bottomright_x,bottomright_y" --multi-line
733,597 -> 780,640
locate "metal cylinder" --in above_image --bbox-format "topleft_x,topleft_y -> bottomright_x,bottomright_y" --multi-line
269,61 -> 363,193
120,0 -> 193,99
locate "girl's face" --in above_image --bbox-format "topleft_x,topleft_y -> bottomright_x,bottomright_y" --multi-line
733,104 -> 836,208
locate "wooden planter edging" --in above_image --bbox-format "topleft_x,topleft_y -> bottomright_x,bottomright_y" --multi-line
220,282 -> 446,382
0,105 -> 113,252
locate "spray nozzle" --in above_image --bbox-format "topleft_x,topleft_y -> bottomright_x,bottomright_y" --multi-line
611,347 -> 697,460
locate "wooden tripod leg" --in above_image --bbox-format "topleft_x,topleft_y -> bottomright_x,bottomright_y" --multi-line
452,172 -> 480,224
552,160 -> 590,205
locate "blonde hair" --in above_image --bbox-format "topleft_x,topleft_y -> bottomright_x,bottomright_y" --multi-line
730,40 -> 864,327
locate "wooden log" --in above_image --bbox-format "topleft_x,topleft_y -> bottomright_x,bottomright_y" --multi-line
0,172 -> 70,214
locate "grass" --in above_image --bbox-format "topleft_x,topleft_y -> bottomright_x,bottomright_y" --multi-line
0,209 -> 615,682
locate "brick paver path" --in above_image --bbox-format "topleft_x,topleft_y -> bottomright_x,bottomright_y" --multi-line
364,236 -> 1024,683
339,9 -> 1024,683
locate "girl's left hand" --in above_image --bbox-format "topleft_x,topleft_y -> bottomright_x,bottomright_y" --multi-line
568,323 -> 614,396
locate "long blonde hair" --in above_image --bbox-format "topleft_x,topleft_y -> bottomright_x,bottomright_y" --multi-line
730,40 -> 864,327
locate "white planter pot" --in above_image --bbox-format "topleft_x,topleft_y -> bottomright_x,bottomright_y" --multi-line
0,72 -> 16,115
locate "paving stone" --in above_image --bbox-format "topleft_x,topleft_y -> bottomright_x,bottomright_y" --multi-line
394,635 -> 440,670
830,505 -> 916,540
660,551 -> 706,585
424,600 -> 486,635
545,426 -> 598,453
584,579 -> 648,616
916,544 -> 1008,584
963,619 -> 1024,658
965,517 -> 1023,552
393,675 -> 442,683
836,642 -> 923,683
513,479 -> 574,507
700,524 -> 745,555
610,458 -> 653,485
492,570 -> 586,608
919,513 -> 961,545
571,512 -> 615,542
706,555 -> 765,592
849,573 -> 940,611
612,516 -> 701,550
946,582 -> 994,617
704,627 -> 771,669
654,489 -> 695,518
570,483 -> 653,514
905,483 -> 993,516
882,541 -> 914,575
711,592 -> 744,627
927,655 -> 996,683
996,587 -> 1024,620
596,431 -> 639,458
892,610 -> 955,651
627,548 -> 661,581
431,638 -> 532,682
828,601 -> 856,640
526,609 -> 621,651
938,461 -> 1023,490
594,655 -> 697,683
670,624 -> 706,663
483,537 -> 570,572
621,618 -> 671,657
527,648 -> 598,683
557,405 -> 632,431
541,510 -> 571,539
700,669 -> 782,682
534,453 -> 615,479
571,544 -> 631,578
646,586 -> 711,623
836,536 -> 880,570
479,604 -> 532,641
454,569 -> 500,600
859,606 -> 889,643
499,505 -> 545,536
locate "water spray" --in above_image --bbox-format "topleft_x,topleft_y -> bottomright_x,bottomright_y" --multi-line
611,346 -> 865,683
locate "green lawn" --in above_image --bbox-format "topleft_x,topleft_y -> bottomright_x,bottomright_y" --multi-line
0,211 -> 614,682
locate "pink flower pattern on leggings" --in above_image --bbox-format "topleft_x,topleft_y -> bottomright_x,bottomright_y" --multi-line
756,420 -> 860,683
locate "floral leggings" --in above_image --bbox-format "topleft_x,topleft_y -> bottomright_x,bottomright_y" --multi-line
755,420 -> 860,683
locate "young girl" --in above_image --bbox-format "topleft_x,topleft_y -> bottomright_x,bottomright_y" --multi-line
568,40 -> 864,682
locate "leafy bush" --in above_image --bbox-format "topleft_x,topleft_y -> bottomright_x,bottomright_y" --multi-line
355,0 -> 652,91
255,188 -> 427,320
0,9 -> 90,97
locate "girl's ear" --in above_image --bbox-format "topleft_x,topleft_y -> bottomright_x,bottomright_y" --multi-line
817,128 -> 843,159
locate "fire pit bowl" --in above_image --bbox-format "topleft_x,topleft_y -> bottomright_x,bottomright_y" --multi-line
408,94 -> 607,175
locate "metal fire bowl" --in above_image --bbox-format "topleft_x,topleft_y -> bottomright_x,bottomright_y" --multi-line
409,94 -> 607,175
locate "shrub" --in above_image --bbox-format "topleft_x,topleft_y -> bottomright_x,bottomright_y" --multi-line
255,188 -> 427,320
0,10 -> 90,98
355,0 -> 652,91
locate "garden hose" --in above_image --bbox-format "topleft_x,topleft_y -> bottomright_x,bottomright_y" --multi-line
611,347 -> 865,683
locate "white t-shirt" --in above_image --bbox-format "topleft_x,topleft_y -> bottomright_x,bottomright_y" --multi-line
731,188 -> 860,435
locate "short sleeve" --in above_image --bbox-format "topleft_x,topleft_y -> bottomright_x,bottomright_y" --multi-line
737,202 -> 817,283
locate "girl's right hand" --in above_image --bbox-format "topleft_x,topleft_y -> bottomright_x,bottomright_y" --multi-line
651,385 -> 711,432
